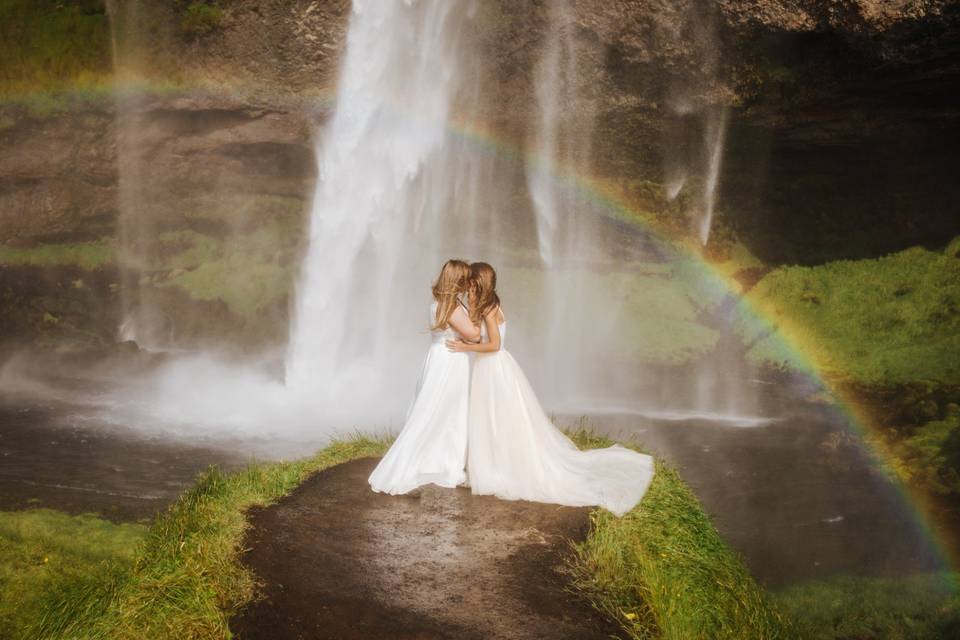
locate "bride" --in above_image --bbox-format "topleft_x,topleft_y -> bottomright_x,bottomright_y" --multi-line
368,259 -> 480,495
447,262 -> 655,516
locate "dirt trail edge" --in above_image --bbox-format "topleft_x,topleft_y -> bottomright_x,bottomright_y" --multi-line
230,457 -> 624,639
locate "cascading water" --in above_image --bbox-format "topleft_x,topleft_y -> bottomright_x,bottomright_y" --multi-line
698,105 -> 729,246
106,0 -> 150,345
91,0 -> 767,443
282,0 -> 500,426
661,2 -> 729,247
286,1 -> 465,391
523,0 -> 610,404
106,0 -> 173,349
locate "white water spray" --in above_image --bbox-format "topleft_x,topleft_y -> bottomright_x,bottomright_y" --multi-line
82,0 -> 769,445
697,105 -> 729,246
282,0 -> 489,425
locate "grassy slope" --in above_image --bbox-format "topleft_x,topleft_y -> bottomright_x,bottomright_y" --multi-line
737,241 -> 960,503
0,509 -> 147,640
772,573 -> 960,640
740,242 -> 960,386
23,438 -> 389,640
6,433 -> 955,640
723,241 -> 960,638
566,430 -> 791,640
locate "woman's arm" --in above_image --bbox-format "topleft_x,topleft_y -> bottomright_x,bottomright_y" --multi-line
447,309 -> 500,353
448,305 -> 481,343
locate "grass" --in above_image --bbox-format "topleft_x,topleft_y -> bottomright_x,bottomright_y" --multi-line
734,241 -> 960,507
0,509 -> 148,640
566,429 -> 793,640
21,437 -> 390,640
879,413 -> 960,497
0,0 -> 112,99
771,572 -> 960,640
0,240 -> 115,270
740,241 -> 960,386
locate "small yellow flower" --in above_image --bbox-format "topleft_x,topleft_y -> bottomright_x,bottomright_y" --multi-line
624,612 -> 637,621
42,557 -> 49,564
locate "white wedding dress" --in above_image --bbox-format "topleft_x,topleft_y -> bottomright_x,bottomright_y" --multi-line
466,311 -> 655,516
368,301 -> 470,494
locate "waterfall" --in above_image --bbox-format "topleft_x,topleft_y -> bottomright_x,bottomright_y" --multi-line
284,1 -> 481,415
99,0 -> 767,441
662,2 -> 730,247
106,0 -> 166,347
525,0 -> 600,402
698,105 -> 729,246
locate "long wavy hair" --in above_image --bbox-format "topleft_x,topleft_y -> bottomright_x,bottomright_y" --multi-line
432,259 -> 471,330
469,262 -> 500,326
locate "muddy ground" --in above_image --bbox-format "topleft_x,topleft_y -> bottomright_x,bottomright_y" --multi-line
230,457 -> 623,640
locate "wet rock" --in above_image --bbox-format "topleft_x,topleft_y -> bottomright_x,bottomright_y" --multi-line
2,0 -> 959,350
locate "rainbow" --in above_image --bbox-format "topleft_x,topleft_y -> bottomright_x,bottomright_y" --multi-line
442,112 -> 960,580
11,78 -> 957,580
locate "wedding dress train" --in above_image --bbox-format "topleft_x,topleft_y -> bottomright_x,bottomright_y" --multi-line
466,316 -> 655,516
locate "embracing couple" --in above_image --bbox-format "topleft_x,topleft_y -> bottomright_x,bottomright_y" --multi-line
368,259 -> 654,516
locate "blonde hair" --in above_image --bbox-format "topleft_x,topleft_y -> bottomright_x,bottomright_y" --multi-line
469,262 -> 500,326
432,259 -> 471,330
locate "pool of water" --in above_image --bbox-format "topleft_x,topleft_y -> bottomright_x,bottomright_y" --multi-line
0,369 -> 946,587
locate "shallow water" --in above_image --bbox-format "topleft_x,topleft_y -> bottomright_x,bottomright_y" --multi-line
568,372 -> 944,588
0,391 -> 249,522
0,370 -> 945,587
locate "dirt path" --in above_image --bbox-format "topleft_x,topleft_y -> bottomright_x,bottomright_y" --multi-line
231,457 -> 623,640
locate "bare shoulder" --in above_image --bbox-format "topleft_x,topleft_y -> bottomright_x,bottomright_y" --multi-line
490,305 -> 505,324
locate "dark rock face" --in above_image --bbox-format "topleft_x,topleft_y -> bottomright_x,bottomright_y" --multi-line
0,94 -> 317,350
106,0 -> 350,97
2,0 -> 959,348
0,109 -> 118,245
0,263 -> 120,351
717,0 -> 960,263
472,0 -> 960,263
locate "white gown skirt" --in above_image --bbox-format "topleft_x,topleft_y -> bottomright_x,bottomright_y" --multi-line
369,341 -> 470,494
467,349 -> 655,516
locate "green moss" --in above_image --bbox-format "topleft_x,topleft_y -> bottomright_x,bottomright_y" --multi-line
156,230 -> 220,270
0,240 -> 115,270
179,2 -> 222,37
888,414 -> 960,496
567,430 -> 793,639
771,572 -> 960,640
946,236 -> 960,259
711,239 -> 766,281
0,509 -> 148,639
617,270 -> 719,364
156,225 -> 294,318
503,265 -> 718,366
741,241 -> 960,385
0,0 -> 112,98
